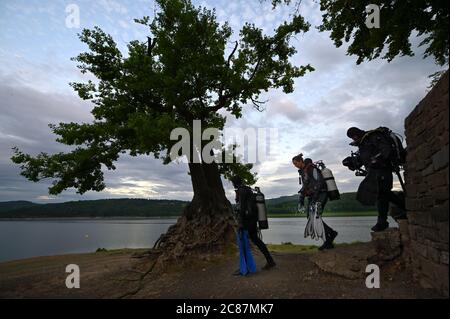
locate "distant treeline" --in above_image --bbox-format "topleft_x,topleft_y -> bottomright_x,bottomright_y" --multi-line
0,193 -> 375,218
266,192 -> 376,214
0,199 -> 186,218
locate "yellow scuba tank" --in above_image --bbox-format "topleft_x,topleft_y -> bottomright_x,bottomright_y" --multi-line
254,187 -> 269,229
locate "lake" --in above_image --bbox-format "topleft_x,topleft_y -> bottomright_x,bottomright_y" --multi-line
0,217 -> 397,263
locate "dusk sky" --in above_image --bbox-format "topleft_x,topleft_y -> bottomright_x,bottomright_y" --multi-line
0,0 -> 442,203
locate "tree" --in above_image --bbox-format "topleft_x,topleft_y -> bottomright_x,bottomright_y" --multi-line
271,0 -> 449,66
12,0 -> 313,262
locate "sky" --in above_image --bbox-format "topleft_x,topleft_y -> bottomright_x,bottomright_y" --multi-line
0,0 -> 442,203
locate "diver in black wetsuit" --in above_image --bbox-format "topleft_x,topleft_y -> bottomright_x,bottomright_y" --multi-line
231,176 -> 276,270
345,127 -> 406,232
292,154 -> 338,250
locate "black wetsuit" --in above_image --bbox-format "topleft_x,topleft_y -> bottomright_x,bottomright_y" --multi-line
236,185 -> 275,265
298,164 -> 336,242
356,130 -> 406,224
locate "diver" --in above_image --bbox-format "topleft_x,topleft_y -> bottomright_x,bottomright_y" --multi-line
292,154 -> 338,250
344,127 -> 406,232
231,176 -> 276,271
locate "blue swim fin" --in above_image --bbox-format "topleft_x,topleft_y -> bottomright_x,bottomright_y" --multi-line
237,230 -> 257,275
242,230 -> 257,273
237,230 -> 248,275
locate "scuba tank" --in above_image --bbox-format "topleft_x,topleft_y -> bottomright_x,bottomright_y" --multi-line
316,161 -> 340,201
254,187 -> 269,229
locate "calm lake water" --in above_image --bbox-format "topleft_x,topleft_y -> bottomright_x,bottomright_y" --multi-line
0,217 -> 397,263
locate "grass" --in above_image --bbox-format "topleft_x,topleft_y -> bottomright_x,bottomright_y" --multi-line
267,241 -> 367,253
268,211 -> 378,218
267,242 -> 319,253
94,248 -> 149,255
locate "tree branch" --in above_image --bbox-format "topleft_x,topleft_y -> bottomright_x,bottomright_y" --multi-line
250,97 -> 268,112
227,41 -> 239,66
248,57 -> 262,83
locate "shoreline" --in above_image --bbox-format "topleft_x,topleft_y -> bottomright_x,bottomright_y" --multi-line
0,241 -> 379,264
0,212 -> 378,221
0,244 -> 339,265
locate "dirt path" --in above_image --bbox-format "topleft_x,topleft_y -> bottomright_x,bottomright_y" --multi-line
0,245 -> 443,299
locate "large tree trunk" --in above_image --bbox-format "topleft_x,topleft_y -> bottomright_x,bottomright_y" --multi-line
153,161 -> 236,267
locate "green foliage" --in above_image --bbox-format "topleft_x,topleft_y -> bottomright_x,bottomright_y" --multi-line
11,0 -> 312,195
271,0 -> 449,66
218,145 -> 258,185
319,0 -> 449,66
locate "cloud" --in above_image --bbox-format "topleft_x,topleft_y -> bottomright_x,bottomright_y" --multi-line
118,19 -> 130,29
98,0 -> 129,14
0,0 -> 443,204
0,77 -> 194,203
267,96 -> 308,122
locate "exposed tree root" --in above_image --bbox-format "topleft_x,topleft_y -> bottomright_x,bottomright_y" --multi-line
118,200 -> 237,298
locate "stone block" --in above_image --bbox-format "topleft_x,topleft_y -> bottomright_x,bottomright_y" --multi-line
412,241 -> 428,258
406,183 -> 418,195
418,184 -> 429,194
407,211 -> 431,227
408,224 -> 417,240
441,251 -> 449,265
423,226 -> 440,242
430,203 -> 449,223
406,198 -> 421,211
421,165 -> 435,177
434,186 -> 449,202
427,170 -> 448,188
370,228 -> 402,261
424,239 -> 448,251
432,145 -> 449,171
419,256 -> 449,297
428,246 -> 441,263
397,219 -> 410,242
437,222 -> 449,244
422,196 -> 434,208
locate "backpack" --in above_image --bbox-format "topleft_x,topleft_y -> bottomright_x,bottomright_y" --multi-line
376,127 -> 407,168
241,186 -> 258,219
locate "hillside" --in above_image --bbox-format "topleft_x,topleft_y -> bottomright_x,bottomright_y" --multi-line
0,199 -> 186,218
266,192 -> 376,214
0,201 -> 38,213
0,193 -> 375,218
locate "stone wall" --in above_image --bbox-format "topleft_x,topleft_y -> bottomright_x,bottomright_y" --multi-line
404,71 -> 449,296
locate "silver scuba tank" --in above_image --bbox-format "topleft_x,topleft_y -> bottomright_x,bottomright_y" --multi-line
317,161 -> 340,201
254,187 -> 269,229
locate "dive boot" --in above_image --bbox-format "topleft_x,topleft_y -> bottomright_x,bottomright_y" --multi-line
262,262 -> 276,270
318,241 -> 334,251
328,230 -> 338,243
232,269 -> 246,276
319,230 -> 338,251
371,221 -> 389,232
